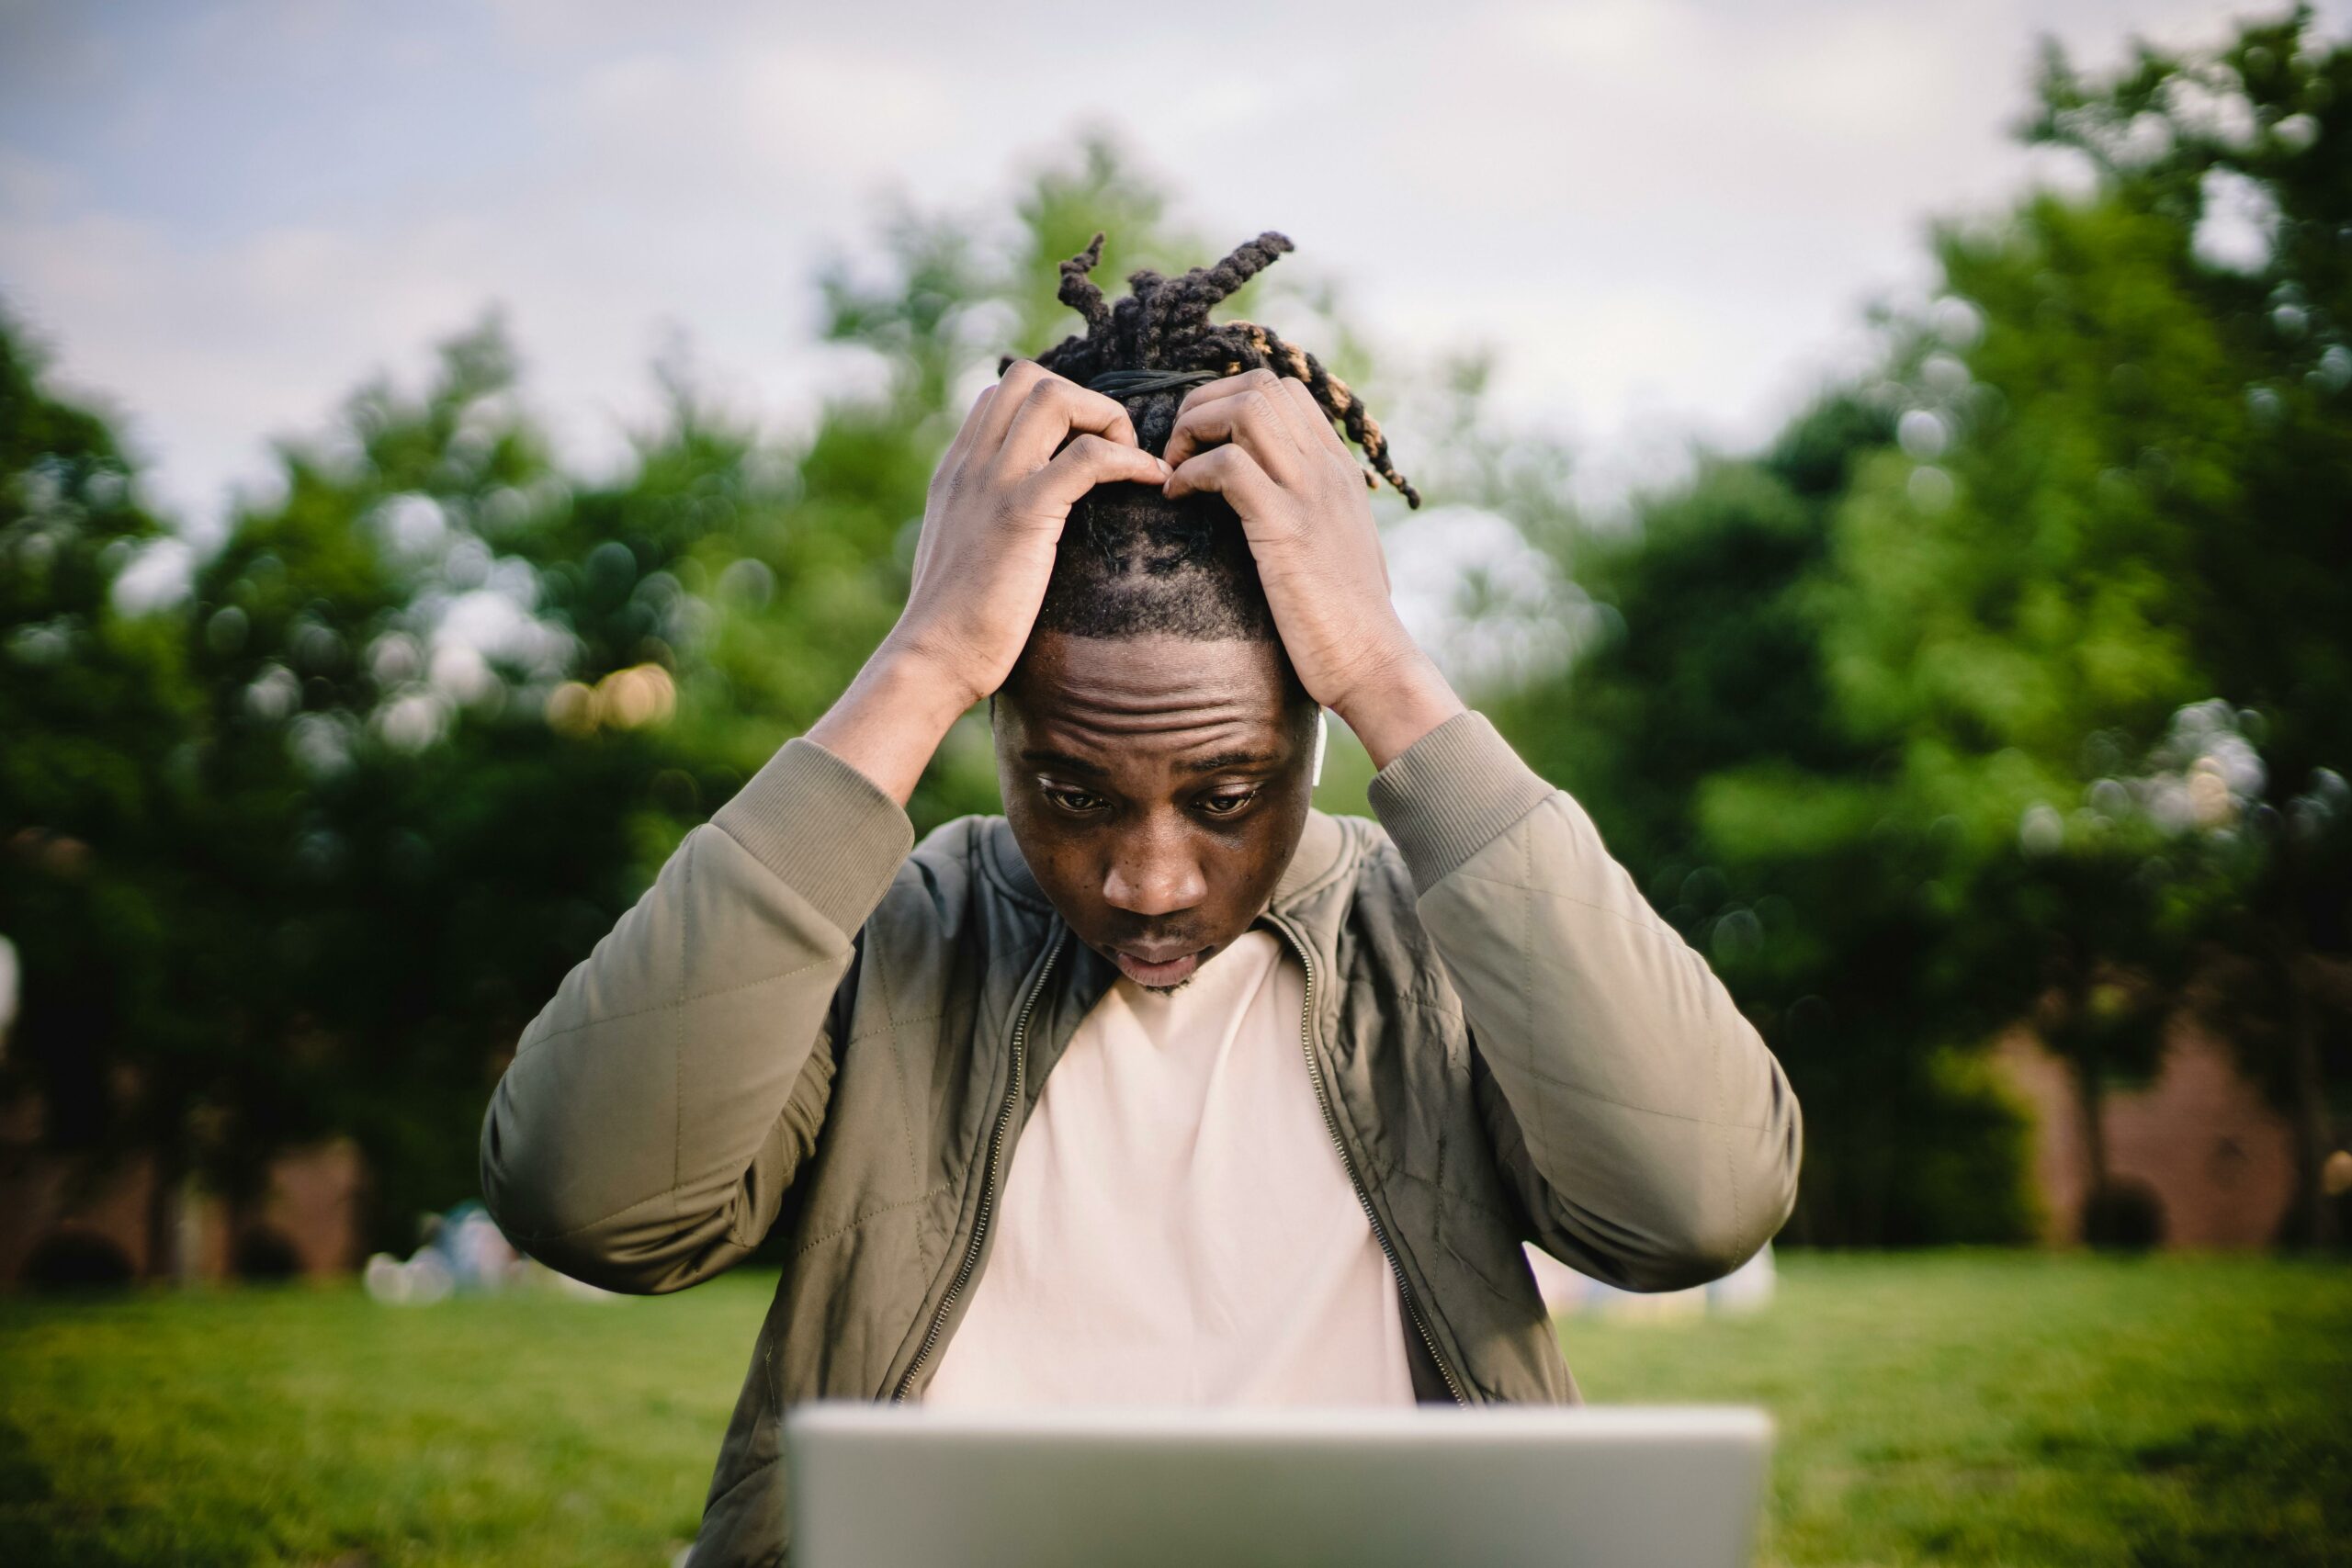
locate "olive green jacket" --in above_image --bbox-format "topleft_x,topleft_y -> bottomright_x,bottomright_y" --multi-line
479,711 -> 1801,1567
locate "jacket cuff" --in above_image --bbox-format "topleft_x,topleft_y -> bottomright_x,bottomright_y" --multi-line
1365,710 -> 1555,895
709,737 -> 915,934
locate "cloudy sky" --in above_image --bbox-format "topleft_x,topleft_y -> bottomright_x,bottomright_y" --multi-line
1,0 -> 2333,537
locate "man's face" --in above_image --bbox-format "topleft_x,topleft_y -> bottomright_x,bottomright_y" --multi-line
993,630 -> 1317,991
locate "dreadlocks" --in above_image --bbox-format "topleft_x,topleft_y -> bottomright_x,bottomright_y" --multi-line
1019,231 -> 1418,645
1015,231 -> 1418,506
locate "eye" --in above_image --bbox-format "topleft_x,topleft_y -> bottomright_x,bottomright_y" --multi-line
1040,784 -> 1107,816
1196,787 -> 1260,818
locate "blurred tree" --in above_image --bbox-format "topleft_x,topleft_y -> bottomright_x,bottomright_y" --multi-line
30,63 -> 2340,1270
1488,395 -> 2042,1244
0,309 -> 207,1266
2041,5 -> 2352,1247
0,141 -> 1229,1258
1819,6 -> 2352,1244
170,316 -> 678,1247
1486,10 -> 2350,1248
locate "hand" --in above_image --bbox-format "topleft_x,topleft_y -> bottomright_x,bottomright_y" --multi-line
891,360 -> 1170,706
805,361 -> 1167,803
1161,368 -> 1464,766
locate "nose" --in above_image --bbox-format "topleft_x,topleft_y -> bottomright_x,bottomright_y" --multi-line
1100,815 -> 1207,919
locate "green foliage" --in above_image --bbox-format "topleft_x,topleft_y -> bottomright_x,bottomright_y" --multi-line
0,143 -> 1211,1245
144,316 -> 667,1234
1485,10 -> 2352,1244
9,13 -> 2349,1260
1822,7 -> 2352,1239
0,313 -> 200,1164
1486,391 -> 2051,1244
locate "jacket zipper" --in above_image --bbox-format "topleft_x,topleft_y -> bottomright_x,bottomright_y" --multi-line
890,930 -> 1065,1403
1268,917 -> 1469,1406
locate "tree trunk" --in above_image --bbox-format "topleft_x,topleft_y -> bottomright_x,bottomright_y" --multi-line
2071,1046 -> 2109,1242
2048,967 -> 2111,1245
143,1145 -> 183,1284
2281,953 -> 2338,1249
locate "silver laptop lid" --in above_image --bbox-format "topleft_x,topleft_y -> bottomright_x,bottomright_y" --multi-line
787,1404 -> 1771,1568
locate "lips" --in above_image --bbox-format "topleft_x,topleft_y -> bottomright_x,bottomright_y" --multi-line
1112,946 -> 1204,987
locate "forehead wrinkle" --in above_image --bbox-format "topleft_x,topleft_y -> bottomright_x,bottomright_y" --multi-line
1006,632 -> 1303,760
1039,707 -> 1274,756
1049,688 -> 1262,726
1051,667 -> 1258,709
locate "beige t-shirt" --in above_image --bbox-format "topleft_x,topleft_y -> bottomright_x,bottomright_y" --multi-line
922,929 -> 1416,1407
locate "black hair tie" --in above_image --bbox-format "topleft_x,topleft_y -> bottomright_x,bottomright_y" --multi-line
1086,367 -> 1223,399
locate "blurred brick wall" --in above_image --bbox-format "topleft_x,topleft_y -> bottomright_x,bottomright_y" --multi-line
1,1019 -> 2304,1281
1993,1021 -> 2297,1247
0,1095 -> 365,1288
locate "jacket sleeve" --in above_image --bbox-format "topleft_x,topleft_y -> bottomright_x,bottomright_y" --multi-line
1366,711 -> 1802,1292
478,738 -> 913,1294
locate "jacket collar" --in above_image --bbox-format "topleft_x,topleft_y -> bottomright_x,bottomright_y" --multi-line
1273,808 -> 1350,908
981,809 -> 1365,1098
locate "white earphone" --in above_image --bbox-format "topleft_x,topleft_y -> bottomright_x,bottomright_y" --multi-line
1311,708 -> 1329,787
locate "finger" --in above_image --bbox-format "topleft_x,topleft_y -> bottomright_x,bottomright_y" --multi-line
1274,375 -> 1352,458
971,358 -> 1055,456
1162,384 -> 1306,476
937,384 -> 997,476
1018,434 -> 1171,514
1162,443 -> 1287,523
1174,366 -> 1283,417
999,373 -> 1139,472
1182,368 -> 1344,465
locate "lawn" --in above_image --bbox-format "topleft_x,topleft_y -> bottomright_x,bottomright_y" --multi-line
2,1252 -> 2346,1566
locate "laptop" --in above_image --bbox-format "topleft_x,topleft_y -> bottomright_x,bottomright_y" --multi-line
786,1404 -> 1772,1568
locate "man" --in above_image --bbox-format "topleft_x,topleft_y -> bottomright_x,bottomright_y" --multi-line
480,232 -> 1802,1565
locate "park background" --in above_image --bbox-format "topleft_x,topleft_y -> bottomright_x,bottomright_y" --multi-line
2,2 -> 2348,1563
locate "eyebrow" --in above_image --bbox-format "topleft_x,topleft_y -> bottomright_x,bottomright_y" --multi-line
1021,749 -> 1108,777
1019,748 -> 1283,777
1181,750 -> 1282,775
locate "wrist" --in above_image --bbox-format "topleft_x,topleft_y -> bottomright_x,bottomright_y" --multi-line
804,640 -> 978,806
884,629 -> 992,719
873,630 -> 989,719
1330,642 -> 1464,770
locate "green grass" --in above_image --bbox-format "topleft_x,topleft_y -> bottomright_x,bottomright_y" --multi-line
1562,1253 -> 2352,1566
2,1253 -> 2346,1566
